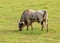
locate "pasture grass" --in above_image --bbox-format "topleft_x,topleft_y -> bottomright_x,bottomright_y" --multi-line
0,0 -> 60,43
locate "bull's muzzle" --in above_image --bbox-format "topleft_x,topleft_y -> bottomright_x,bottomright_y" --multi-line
18,22 -> 24,31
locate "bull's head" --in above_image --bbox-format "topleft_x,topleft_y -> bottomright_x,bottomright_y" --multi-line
18,22 -> 25,31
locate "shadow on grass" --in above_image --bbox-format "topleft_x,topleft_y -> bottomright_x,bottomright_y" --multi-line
20,28 -> 56,35
0,29 -> 45,35
0,28 -> 56,35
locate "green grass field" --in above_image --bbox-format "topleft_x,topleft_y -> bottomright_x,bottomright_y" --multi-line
0,0 -> 60,43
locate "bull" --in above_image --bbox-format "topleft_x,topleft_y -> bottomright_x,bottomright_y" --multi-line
18,9 -> 48,32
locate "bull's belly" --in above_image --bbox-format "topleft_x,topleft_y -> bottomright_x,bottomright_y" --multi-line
30,19 -> 40,23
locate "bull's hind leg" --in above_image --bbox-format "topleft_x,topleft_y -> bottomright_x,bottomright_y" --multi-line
44,19 -> 48,32
41,21 -> 44,31
46,23 -> 48,32
44,17 -> 48,32
46,19 -> 48,32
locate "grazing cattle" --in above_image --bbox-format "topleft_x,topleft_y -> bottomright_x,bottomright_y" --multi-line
18,9 -> 48,32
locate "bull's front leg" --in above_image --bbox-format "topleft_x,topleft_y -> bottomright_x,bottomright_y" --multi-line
26,19 -> 30,31
26,25 -> 29,31
30,22 -> 33,31
31,24 -> 33,31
